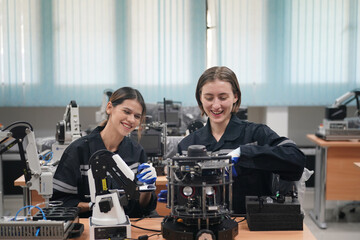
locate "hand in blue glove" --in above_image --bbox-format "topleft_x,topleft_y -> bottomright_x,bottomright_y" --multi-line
226,147 -> 241,177
137,163 -> 157,184
157,188 -> 168,203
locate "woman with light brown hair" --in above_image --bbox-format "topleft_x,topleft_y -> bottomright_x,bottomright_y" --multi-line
177,66 -> 306,214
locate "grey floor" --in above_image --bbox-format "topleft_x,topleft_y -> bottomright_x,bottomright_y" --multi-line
1,188 -> 360,240
301,189 -> 360,240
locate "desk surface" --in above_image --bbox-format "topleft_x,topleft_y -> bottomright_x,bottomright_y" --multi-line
75,217 -> 316,240
14,175 -> 169,187
14,175 -> 25,187
307,134 -> 360,147
355,162 -> 360,168
15,172 -> 316,239
156,175 -> 167,186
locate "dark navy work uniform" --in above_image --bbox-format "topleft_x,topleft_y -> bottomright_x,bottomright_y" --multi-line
51,126 -> 157,218
178,114 -> 305,214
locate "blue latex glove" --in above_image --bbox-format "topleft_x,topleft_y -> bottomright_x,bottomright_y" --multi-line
157,188 -> 168,203
226,147 -> 241,177
137,163 -> 157,184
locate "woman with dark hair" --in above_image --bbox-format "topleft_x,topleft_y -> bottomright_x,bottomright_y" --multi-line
177,66 -> 306,214
52,87 -> 157,217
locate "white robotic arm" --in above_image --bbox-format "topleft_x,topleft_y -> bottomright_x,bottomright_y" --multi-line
332,91 -> 357,108
24,129 -> 53,201
326,89 -> 360,120
56,100 -> 81,144
331,89 -> 360,115
87,150 -> 140,239
0,122 -> 53,205
52,100 -> 82,164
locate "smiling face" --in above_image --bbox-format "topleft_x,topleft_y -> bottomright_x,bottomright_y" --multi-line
200,79 -> 238,126
106,99 -> 143,137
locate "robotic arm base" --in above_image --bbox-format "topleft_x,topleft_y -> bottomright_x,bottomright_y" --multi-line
89,215 -> 131,240
91,192 -> 127,226
89,192 -> 131,240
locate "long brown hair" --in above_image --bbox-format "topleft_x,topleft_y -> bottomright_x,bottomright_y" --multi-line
196,66 -> 241,116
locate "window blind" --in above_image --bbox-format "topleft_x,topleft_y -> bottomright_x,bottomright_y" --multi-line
1,0 -> 206,106
211,0 -> 360,106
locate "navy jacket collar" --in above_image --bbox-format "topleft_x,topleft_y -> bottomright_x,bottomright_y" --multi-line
87,126 -> 107,155
199,114 -> 244,144
223,114 -> 244,141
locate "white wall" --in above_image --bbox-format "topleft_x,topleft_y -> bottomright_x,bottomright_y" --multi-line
0,107 -> 98,138
265,107 -> 289,137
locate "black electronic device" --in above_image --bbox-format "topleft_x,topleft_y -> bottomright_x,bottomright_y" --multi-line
245,196 -> 304,231
157,98 -> 182,135
158,110 -> 181,127
325,105 -> 347,120
130,121 -> 166,160
161,145 -> 238,240
33,207 -> 80,221
130,128 -> 163,157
